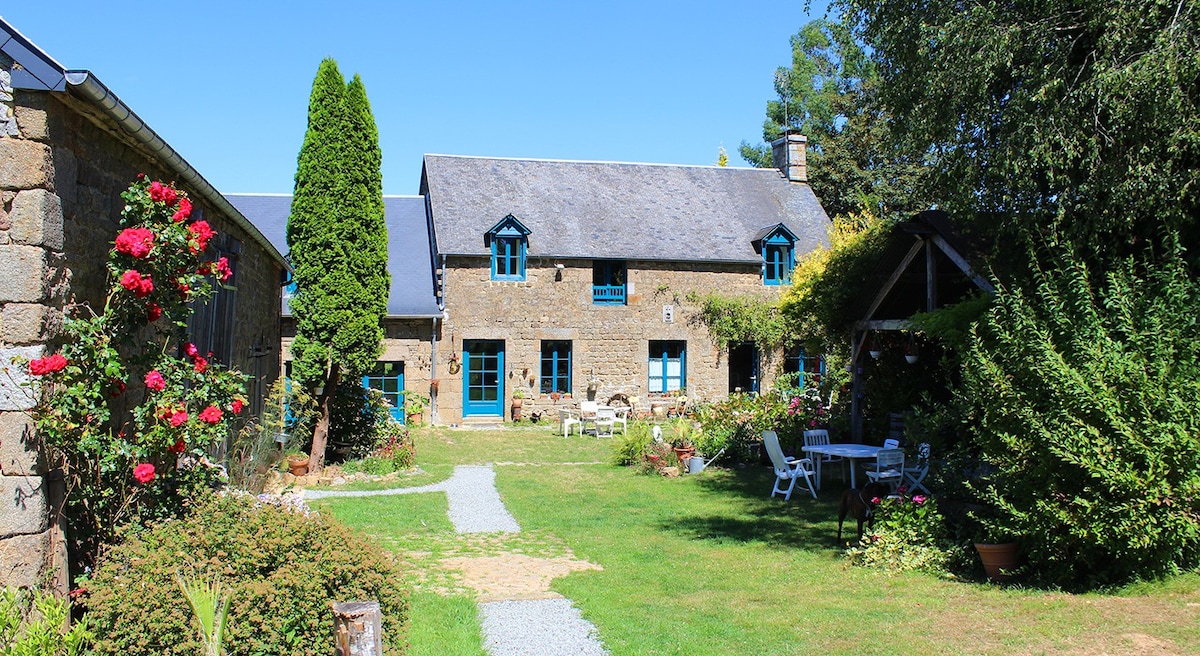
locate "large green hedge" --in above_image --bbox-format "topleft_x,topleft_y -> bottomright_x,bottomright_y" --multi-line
85,493 -> 408,655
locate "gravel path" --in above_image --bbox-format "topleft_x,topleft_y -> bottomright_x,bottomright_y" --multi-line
305,464 -> 609,654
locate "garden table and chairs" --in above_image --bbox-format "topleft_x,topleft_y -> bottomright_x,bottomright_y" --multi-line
800,442 -> 882,490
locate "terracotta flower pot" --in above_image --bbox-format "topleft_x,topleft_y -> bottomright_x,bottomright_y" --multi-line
287,455 -> 310,477
975,542 -> 1020,582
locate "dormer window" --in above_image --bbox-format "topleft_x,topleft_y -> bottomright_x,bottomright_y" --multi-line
752,224 -> 798,286
486,214 -> 530,281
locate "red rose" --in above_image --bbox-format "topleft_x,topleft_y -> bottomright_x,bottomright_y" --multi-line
114,227 -> 155,258
170,411 -> 188,427
133,463 -> 156,484
193,356 -> 208,373
110,380 -> 126,397
171,197 -> 192,222
147,303 -> 162,322
29,354 -> 68,376
144,370 -> 166,392
214,256 -> 233,282
231,398 -> 245,414
187,220 -> 215,254
148,181 -> 178,206
120,270 -> 154,298
185,343 -> 199,358
199,405 -> 222,424
168,440 -> 186,453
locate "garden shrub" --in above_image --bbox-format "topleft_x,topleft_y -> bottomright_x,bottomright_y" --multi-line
227,379 -> 320,493
609,421 -> 655,466
959,245 -> 1200,588
846,493 -> 964,575
85,493 -> 409,655
1,587 -> 92,655
330,383 -> 397,459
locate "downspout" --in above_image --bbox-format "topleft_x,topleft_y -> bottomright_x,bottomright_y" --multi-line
430,315 -> 439,425
62,70 -> 287,271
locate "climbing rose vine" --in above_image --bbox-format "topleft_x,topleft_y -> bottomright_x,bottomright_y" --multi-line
25,176 -> 248,564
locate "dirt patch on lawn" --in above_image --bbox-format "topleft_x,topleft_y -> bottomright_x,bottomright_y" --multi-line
440,553 -> 603,602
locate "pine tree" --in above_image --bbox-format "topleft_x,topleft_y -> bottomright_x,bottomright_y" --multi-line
286,59 -> 388,472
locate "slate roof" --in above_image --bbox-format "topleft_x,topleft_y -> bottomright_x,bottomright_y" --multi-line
420,155 -> 831,263
225,194 -> 441,318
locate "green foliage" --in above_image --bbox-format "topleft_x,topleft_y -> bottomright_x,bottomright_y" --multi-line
0,587 -> 92,656
177,576 -> 230,656
840,0 -> 1200,258
341,423 -> 416,474
330,383 -> 398,459
85,493 -> 409,656
287,59 -> 389,388
779,211 -> 892,350
958,244 -> 1200,588
847,494 -> 963,574
227,379 -> 320,493
609,422 -> 655,466
693,293 -> 786,350
908,293 -> 992,353
691,380 -> 829,464
740,18 -> 927,218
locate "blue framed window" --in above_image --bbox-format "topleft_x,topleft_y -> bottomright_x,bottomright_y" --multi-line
363,361 -> 405,423
648,340 -> 685,393
486,214 -> 531,281
753,224 -> 798,286
540,340 -> 572,394
592,260 -> 626,305
783,347 -> 825,387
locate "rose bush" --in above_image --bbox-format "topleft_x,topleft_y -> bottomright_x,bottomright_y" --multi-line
25,176 -> 248,567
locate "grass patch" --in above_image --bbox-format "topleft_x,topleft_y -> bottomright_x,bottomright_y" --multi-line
318,426 -> 1200,655
407,591 -> 485,656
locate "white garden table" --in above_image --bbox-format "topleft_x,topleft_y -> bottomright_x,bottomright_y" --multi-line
801,443 -> 882,490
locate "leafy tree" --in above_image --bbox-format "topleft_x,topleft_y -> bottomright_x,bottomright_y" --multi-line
740,18 -> 927,218
287,59 -> 389,472
839,0 -> 1200,258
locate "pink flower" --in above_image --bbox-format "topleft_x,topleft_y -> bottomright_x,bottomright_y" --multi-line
170,411 -> 188,427
184,343 -> 199,358
114,227 -> 155,258
897,485 -> 909,495
187,220 -> 215,254
168,440 -> 186,453
120,270 -> 154,297
870,497 -> 882,505
29,354 -> 68,376
199,405 -> 222,424
148,181 -> 178,206
193,356 -> 208,373
147,303 -> 162,322
144,370 -> 166,392
913,495 -> 927,505
214,256 -> 232,282
231,398 -> 244,414
171,197 -> 192,222
133,463 -> 156,484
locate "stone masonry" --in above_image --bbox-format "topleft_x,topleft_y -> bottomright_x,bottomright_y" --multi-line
435,256 -> 787,425
0,89 -> 282,588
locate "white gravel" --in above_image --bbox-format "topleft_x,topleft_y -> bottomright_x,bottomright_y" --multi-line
480,599 -> 609,656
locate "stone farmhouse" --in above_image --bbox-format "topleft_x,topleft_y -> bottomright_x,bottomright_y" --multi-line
232,133 -> 830,426
0,18 -> 287,590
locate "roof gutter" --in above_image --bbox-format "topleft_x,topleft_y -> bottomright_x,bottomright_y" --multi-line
63,70 -> 290,271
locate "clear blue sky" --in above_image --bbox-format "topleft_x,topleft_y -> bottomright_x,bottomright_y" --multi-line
4,1 -> 832,195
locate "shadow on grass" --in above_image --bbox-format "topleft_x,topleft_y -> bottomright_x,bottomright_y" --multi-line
661,464 -> 859,552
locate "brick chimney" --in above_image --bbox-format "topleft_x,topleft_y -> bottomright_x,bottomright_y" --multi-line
770,132 -> 807,183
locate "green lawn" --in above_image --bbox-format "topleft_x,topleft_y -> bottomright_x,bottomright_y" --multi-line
314,425 -> 1200,656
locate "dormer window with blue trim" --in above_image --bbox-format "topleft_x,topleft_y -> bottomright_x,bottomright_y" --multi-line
752,223 -> 798,286
485,214 -> 531,281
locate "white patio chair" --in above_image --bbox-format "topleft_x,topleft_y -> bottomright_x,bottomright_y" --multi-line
864,447 -> 905,492
595,406 -> 617,437
903,442 -> 931,495
861,438 -> 901,477
559,408 -> 582,437
579,401 -> 599,435
762,430 -> 817,501
803,429 -> 842,477
610,406 -> 629,434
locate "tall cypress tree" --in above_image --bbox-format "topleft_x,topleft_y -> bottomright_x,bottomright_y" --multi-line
287,59 -> 388,472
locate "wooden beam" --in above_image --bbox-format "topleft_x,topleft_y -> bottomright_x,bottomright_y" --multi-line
862,239 -> 925,321
926,239 -> 937,312
853,319 -> 912,331
931,234 -> 994,293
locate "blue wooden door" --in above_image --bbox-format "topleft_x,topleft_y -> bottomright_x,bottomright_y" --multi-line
363,361 -> 405,423
463,340 -> 504,417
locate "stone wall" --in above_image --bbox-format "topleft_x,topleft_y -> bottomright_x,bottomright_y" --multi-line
0,89 -> 282,588
436,256 -> 786,424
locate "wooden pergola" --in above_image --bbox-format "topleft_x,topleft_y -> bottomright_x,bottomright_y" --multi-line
848,211 -> 994,441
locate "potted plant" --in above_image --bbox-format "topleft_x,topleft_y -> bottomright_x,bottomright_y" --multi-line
511,388 -> 526,421
286,450 -> 310,477
971,510 -> 1021,582
405,392 -> 430,426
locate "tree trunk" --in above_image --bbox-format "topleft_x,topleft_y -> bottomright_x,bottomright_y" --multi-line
309,364 -> 340,474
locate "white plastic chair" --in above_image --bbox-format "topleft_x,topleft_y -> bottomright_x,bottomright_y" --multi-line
594,406 -> 617,437
864,447 -> 906,492
559,408 -> 582,437
610,406 -> 629,434
762,430 -> 817,501
903,442 -> 931,494
803,428 -> 842,474
579,401 -> 599,434
883,438 -> 900,449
